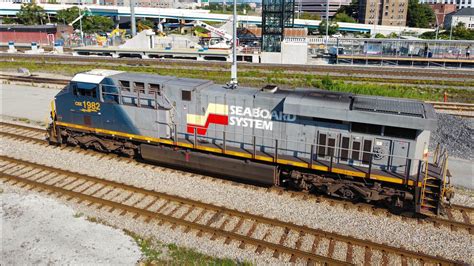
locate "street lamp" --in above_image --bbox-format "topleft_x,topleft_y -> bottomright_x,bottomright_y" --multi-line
325,0 -> 329,43
230,0 -> 238,87
449,17 -> 457,40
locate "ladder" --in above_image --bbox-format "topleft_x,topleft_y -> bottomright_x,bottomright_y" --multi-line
419,147 -> 450,216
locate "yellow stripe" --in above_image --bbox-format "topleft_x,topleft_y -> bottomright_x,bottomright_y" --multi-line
55,121 -> 418,186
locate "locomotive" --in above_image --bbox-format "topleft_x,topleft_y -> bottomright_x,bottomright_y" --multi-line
48,69 -> 453,215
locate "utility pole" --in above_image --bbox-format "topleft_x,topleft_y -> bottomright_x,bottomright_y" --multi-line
449,17 -> 456,40
79,1 -> 84,46
325,0 -> 329,43
230,0 -> 238,87
130,0 -> 137,37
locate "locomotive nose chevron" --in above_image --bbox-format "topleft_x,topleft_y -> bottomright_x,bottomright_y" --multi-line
186,103 -> 229,135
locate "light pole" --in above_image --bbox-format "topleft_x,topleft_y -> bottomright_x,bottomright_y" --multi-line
130,0 -> 137,37
325,0 -> 329,43
79,1 -> 84,46
434,11 -> 439,40
449,17 -> 456,40
230,0 -> 238,87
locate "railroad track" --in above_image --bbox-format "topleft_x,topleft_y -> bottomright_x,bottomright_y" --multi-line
2,53 -> 474,80
1,121 -> 473,235
426,102 -> 474,118
0,74 -> 69,85
0,154 -> 464,265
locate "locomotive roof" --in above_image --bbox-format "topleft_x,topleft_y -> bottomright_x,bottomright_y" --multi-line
76,70 -> 437,131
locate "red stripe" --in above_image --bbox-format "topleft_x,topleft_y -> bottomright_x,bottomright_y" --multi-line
187,114 -> 228,135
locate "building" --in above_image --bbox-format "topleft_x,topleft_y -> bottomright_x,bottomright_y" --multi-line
359,0 -> 408,26
0,24 -> 73,45
444,7 -> 474,29
419,0 -> 473,11
430,4 -> 456,26
294,0 -> 352,17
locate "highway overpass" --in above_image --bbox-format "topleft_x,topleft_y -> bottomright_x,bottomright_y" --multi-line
0,3 -> 432,35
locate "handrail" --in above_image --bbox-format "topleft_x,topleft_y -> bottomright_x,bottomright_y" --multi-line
98,83 -> 430,178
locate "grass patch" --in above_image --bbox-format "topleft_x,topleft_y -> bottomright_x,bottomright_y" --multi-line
18,118 -> 30,124
124,230 -> 249,265
1,60 -> 473,103
73,212 -> 84,218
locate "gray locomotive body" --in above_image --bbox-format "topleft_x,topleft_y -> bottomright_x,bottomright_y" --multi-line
50,70 -> 450,214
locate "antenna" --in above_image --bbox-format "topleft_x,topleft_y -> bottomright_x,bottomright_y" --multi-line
229,0 -> 238,89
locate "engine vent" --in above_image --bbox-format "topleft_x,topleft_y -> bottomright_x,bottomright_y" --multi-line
261,85 -> 278,93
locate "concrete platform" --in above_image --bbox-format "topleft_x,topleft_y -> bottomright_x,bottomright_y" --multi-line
0,83 -> 472,189
73,46 -> 259,63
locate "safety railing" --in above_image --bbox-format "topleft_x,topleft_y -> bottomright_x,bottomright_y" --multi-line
97,83 -> 432,186
177,123 -> 428,185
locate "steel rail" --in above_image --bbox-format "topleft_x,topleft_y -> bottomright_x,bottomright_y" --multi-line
1,122 -> 472,235
1,172 -> 348,265
0,155 -> 461,265
1,53 -> 474,79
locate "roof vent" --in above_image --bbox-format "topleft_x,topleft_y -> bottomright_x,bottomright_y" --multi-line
262,85 -> 278,93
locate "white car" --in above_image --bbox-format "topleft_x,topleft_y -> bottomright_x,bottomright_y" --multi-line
332,33 -> 343,38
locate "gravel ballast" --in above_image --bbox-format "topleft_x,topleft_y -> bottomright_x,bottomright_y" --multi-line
429,113 -> 473,161
1,192 -> 141,265
0,137 -> 472,264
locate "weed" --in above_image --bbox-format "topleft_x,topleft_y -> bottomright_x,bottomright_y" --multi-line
1,60 -> 472,103
73,212 -> 84,218
18,118 -> 30,124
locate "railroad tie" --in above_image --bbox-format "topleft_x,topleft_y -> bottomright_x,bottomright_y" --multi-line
364,246 -> 372,265
273,227 -> 290,258
239,221 -> 258,249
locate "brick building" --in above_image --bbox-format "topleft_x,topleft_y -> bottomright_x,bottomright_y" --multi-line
0,24 -> 73,45
359,0 -> 408,26
430,4 -> 457,27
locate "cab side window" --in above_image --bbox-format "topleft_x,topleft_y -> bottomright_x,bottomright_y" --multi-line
72,82 -> 97,98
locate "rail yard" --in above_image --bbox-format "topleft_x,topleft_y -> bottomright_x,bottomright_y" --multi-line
1,3 -> 473,262
1,63 -> 473,264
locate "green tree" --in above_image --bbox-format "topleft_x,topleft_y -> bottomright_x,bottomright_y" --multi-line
407,0 -> 435,28
56,6 -> 114,33
318,20 -> 339,35
336,0 -> 359,22
82,16 -> 114,33
374,33 -> 385,38
16,3 -> 47,25
299,12 -> 321,20
56,6 -> 81,25
334,12 -> 356,23
3,17 -> 17,24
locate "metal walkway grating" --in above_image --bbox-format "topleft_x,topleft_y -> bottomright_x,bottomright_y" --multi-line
352,97 -> 425,118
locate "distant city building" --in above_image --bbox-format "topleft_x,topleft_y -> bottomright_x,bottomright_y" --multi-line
430,3 -> 456,26
419,0 -> 473,10
444,7 -> 474,28
0,0 -> 189,8
294,0 -> 352,17
359,0 -> 408,26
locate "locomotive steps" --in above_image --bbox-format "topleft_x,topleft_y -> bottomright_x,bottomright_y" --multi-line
1,121 -> 473,264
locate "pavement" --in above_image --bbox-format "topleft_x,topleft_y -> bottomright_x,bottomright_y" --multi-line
0,83 -> 472,189
1,192 -> 141,265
